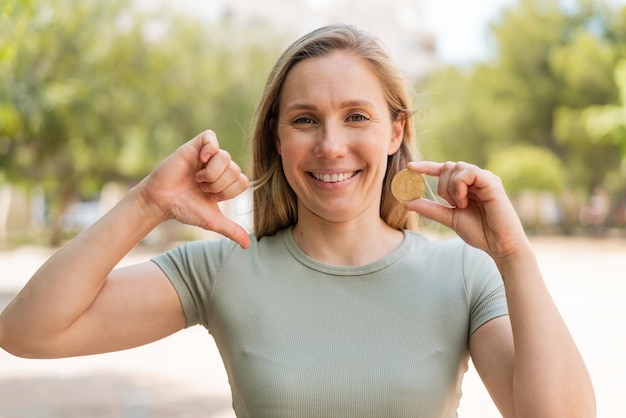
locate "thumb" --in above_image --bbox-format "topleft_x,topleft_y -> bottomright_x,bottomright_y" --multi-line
404,198 -> 454,230
206,212 -> 251,249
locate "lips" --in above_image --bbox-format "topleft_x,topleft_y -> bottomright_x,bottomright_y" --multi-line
310,171 -> 357,183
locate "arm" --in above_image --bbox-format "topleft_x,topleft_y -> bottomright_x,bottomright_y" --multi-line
0,130 -> 249,358
405,161 -> 596,417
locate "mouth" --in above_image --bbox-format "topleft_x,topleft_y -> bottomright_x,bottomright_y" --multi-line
310,171 -> 358,183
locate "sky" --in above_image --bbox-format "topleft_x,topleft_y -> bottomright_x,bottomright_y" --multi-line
149,0 -> 626,65
144,0 -> 512,64
421,0 -> 515,64
423,0 -> 626,64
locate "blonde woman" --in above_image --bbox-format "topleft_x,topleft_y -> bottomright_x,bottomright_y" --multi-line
0,25 -> 595,417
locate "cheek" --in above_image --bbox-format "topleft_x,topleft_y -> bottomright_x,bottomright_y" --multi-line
278,143 -> 303,184
275,127 -> 298,157
277,129 -> 313,163
277,141 -> 298,166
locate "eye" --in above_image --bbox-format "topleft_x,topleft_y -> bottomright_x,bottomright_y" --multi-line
346,113 -> 370,122
292,116 -> 316,125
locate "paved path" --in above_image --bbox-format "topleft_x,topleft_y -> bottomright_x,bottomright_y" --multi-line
1,236 -> 625,417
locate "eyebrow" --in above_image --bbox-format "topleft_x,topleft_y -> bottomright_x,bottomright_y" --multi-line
340,99 -> 376,108
283,99 -> 376,113
284,103 -> 317,112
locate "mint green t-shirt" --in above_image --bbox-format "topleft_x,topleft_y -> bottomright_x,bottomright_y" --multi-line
152,228 -> 508,418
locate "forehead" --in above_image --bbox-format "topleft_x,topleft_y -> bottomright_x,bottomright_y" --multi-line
279,51 -> 387,110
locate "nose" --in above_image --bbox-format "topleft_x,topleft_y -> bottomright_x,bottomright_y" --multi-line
314,121 -> 348,159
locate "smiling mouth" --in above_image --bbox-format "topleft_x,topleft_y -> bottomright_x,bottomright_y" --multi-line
310,171 -> 357,183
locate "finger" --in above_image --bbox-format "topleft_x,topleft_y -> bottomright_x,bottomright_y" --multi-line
197,160 -> 247,198
428,161 -> 479,209
407,161 -> 444,176
230,223 -> 251,249
447,164 -> 474,209
195,149 -> 232,184
438,162 -> 458,208
206,161 -> 245,196
408,161 -> 478,208
210,172 -> 250,202
206,212 -> 251,249
198,130 -> 220,164
404,198 -> 455,230
450,164 -> 491,209
407,161 -> 457,207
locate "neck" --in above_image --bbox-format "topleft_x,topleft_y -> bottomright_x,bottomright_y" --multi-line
291,215 -> 404,266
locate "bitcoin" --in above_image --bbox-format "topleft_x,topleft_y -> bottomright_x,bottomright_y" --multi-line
391,169 -> 426,202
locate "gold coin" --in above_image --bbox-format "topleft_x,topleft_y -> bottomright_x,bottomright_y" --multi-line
391,169 -> 426,202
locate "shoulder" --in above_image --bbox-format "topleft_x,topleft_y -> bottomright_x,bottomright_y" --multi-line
153,229 -> 289,267
402,231 -> 501,291
403,230 -> 473,263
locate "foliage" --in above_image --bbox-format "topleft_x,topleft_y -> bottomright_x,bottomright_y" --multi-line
584,60 -> 626,154
4,0 -> 626,241
488,145 -> 566,195
0,0 -> 282,244
418,0 -> 626,217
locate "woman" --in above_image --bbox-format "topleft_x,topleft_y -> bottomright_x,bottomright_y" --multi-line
0,25 -> 595,417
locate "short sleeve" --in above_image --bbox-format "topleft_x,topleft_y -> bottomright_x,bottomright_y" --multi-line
151,238 -> 238,329
463,244 -> 509,336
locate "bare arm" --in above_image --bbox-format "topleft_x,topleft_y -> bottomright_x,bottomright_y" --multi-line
0,190 -> 182,358
405,161 -> 596,417
0,130 -> 249,358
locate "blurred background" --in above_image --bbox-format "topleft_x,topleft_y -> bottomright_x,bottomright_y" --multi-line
1,0 -> 626,417
1,0 -> 626,247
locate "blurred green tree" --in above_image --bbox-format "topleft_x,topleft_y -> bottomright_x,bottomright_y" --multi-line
0,0 -> 281,245
418,0 -> 626,226
488,144 -> 566,196
583,60 -> 626,192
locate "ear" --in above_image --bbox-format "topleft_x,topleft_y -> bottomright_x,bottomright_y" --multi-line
388,115 -> 405,155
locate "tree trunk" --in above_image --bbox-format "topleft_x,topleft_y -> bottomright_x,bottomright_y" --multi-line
48,188 -> 76,247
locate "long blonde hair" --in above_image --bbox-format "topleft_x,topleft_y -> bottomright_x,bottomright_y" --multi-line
250,24 -> 419,238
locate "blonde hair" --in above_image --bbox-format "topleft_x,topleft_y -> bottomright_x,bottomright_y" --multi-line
250,24 -> 419,238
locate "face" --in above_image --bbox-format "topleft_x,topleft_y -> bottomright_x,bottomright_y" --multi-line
275,51 -> 404,225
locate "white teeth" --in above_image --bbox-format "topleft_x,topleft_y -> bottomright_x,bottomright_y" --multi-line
313,171 -> 356,183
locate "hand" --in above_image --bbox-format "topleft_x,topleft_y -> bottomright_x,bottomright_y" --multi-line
137,130 -> 250,248
403,161 -> 528,260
